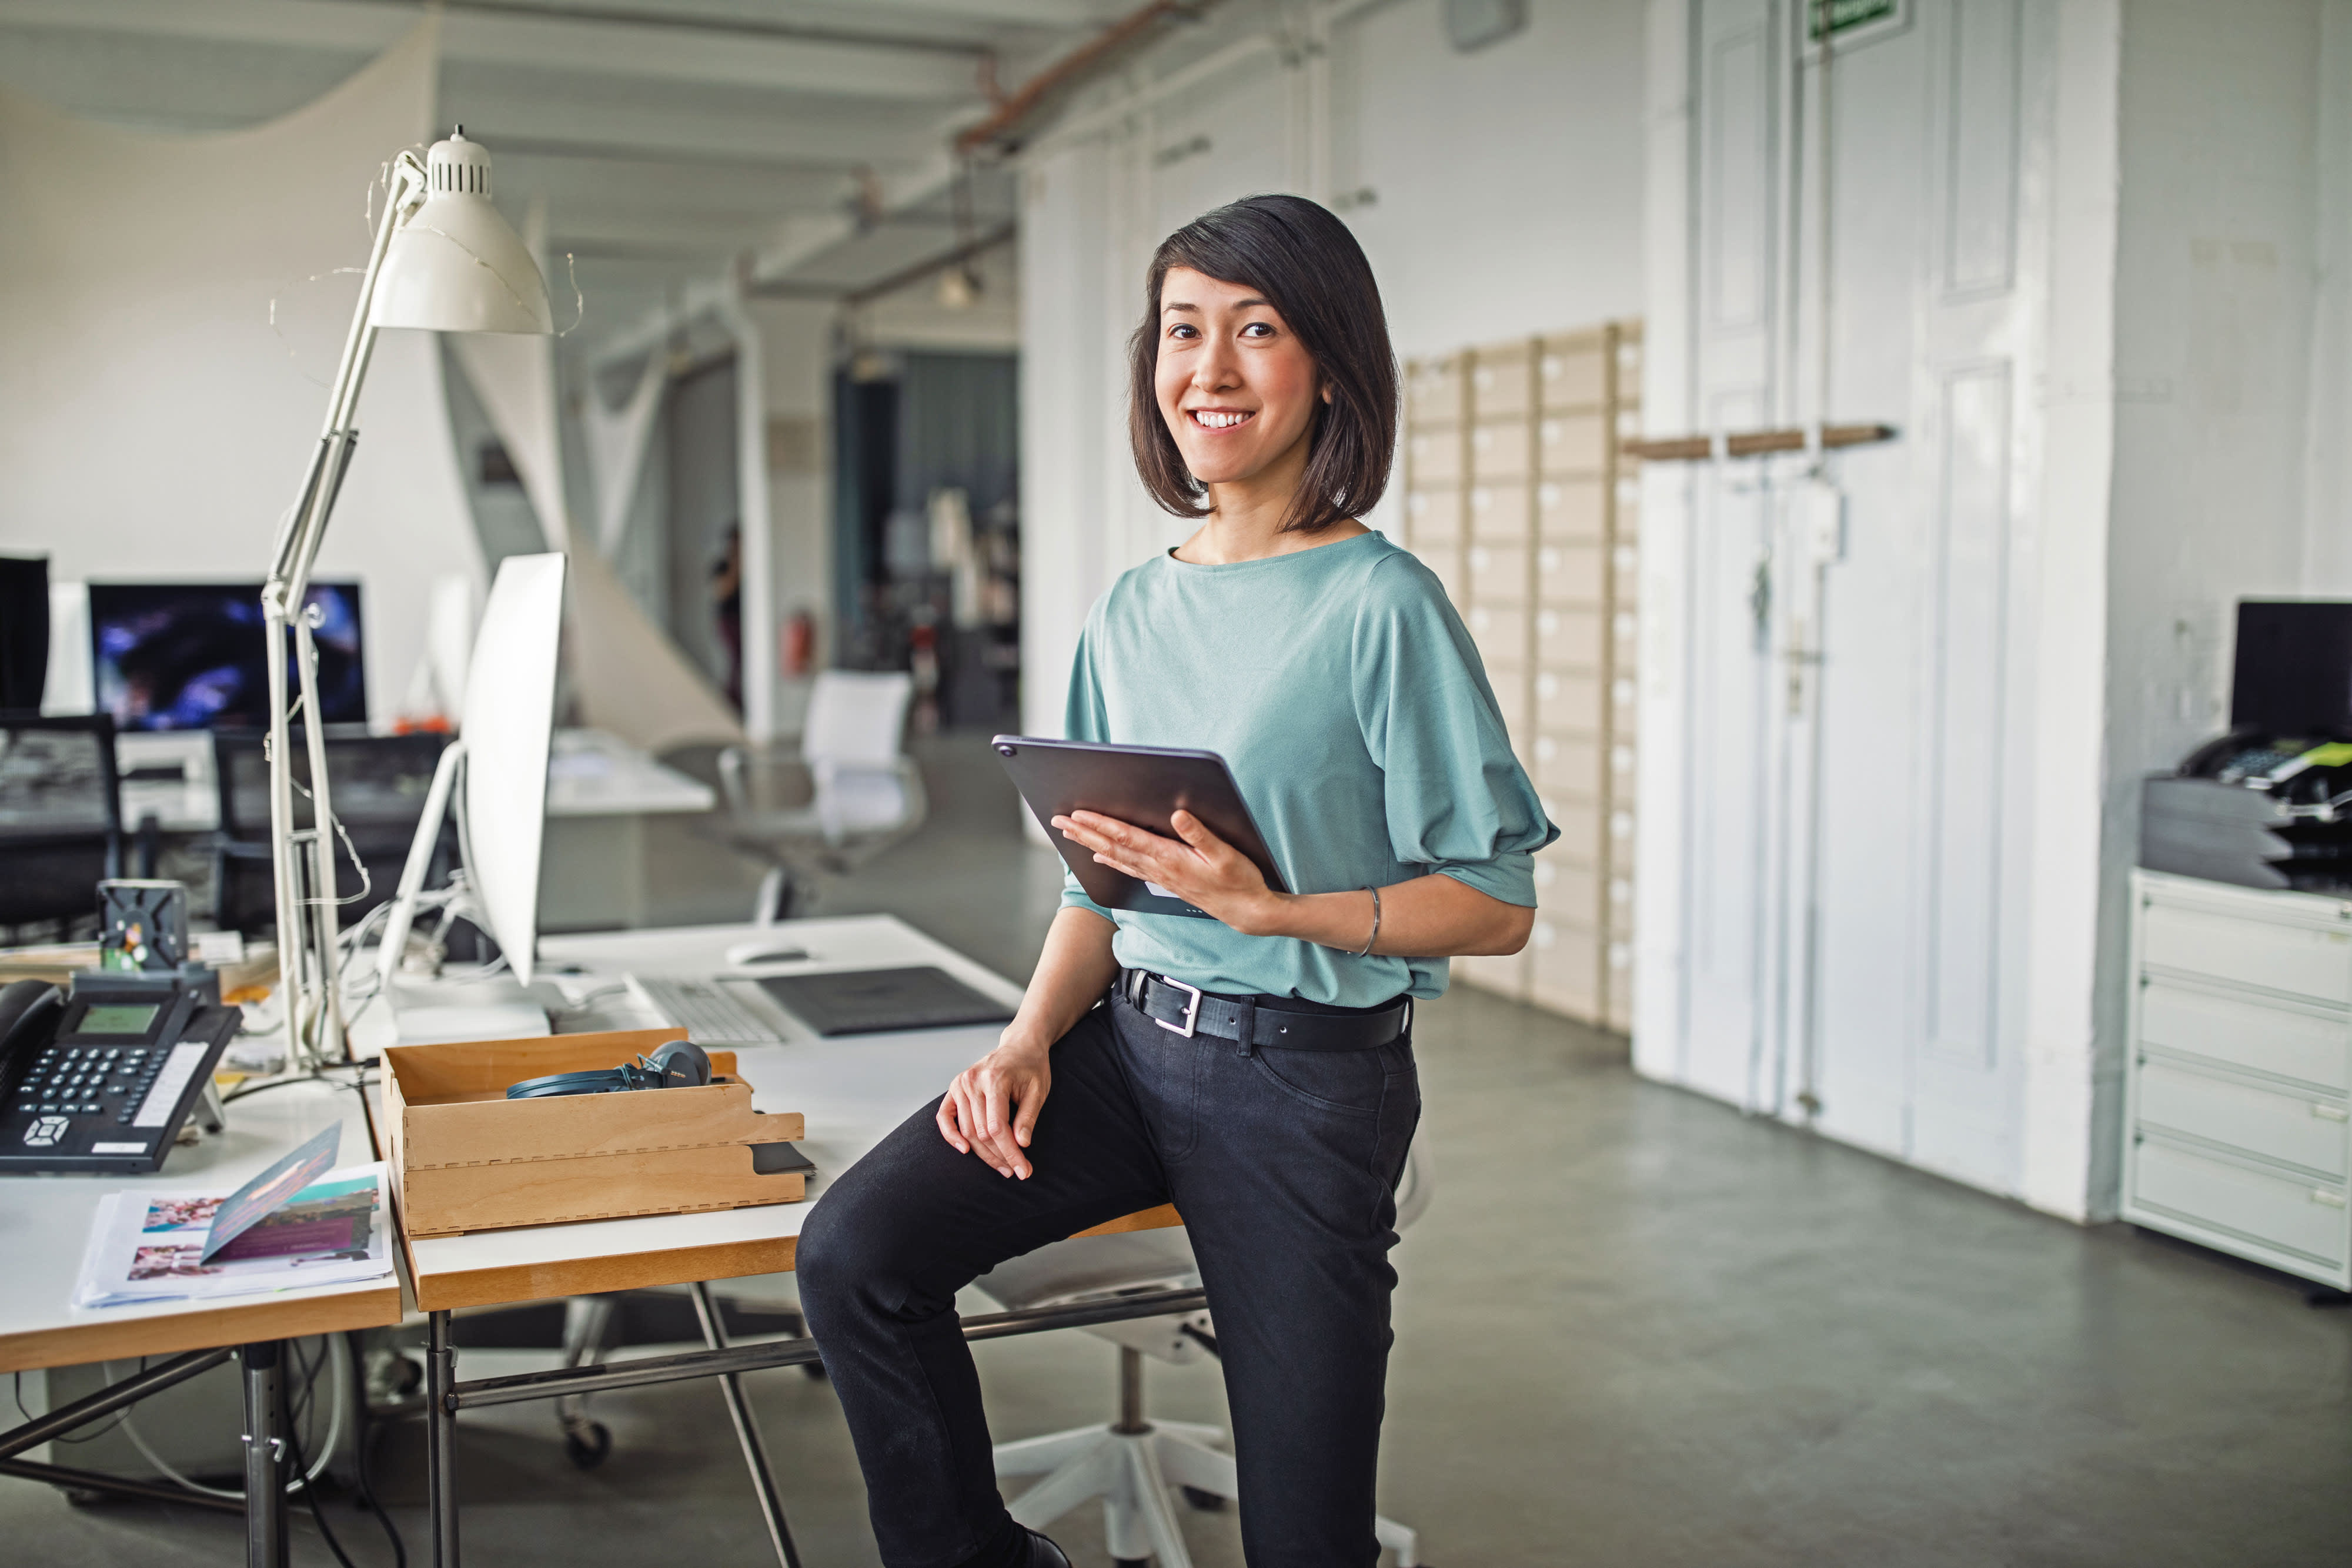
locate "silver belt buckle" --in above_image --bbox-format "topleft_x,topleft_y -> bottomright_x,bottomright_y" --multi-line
1154,975 -> 1203,1038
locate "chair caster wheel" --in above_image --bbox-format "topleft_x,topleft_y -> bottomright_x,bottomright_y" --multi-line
801,1360 -> 828,1380
1182,1485 -> 1226,1511
563,1421 -> 612,1469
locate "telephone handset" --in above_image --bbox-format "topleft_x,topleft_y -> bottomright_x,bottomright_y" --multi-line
0,974 -> 241,1175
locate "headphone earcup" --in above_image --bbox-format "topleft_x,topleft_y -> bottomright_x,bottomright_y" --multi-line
647,1039 -> 711,1089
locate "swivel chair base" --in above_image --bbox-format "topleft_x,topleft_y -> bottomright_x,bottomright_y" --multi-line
992,1347 -> 1419,1568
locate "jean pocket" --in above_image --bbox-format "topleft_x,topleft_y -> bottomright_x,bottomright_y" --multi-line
1250,1045 -> 1389,1118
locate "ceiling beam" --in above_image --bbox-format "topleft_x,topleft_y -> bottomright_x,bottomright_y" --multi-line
0,0 -> 983,99
320,0 -> 990,57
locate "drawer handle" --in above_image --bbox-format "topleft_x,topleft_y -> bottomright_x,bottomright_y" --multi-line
2314,1104 -> 2351,1122
2313,1189 -> 2348,1209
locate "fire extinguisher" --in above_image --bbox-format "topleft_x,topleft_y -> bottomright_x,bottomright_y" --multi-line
783,610 -> 814,677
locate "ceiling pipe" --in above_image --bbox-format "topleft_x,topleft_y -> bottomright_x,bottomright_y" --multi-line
954,0 -> 1223,158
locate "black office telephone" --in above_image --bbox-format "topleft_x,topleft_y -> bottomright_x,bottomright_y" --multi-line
0,974 -> 241,1174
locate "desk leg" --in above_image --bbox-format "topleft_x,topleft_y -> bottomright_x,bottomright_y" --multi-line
690,1282 -> 804,1568
240,1342 -> 289,1568
427,1310 -> 460,1568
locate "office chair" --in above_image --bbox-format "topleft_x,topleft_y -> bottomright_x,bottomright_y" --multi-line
209,729 -> 454,935
713,670 -> 927,922
976,1140 -> 1432,1568
0,713 -> 122,936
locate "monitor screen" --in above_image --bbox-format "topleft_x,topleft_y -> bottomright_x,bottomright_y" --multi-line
88,582 -> 365,732
2231,600 -> 2352,738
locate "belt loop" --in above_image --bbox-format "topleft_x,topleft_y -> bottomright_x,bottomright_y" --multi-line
1231,997 -> 1257,1058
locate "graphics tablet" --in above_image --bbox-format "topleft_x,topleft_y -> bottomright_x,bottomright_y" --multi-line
755,967 -> 1013,1037
991,736 -> 1287,920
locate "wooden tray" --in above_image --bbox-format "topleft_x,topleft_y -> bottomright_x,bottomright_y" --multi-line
382,1029 -> 806,1238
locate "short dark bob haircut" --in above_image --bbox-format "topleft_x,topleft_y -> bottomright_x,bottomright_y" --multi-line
1128,194 -> 1399,533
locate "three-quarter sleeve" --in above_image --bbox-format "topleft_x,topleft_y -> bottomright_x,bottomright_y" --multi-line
1057,617 -> 1119,922
1349,554 -> 1558,906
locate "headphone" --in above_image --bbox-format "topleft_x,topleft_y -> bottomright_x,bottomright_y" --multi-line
505,1039 -> 713,1100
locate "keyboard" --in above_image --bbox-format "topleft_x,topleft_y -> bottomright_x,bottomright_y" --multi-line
630,975 -> 787,1045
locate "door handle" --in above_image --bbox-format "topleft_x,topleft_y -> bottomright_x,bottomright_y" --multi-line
2313,1103 -> 2350,1122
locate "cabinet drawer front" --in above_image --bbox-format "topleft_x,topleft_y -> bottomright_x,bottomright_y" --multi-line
2141,901 -> 2352,1005
2139,983 -> 2349,1091
2132,1138 -> 2348,1267
2137,1060 -> 2350,1178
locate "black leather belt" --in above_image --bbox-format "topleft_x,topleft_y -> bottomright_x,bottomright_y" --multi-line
1118,968 -> 1411,1054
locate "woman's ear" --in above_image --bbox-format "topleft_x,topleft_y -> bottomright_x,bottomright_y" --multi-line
1321,382 -> 1335,404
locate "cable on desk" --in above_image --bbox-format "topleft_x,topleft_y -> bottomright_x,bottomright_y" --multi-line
343,1331 -> 407,1568
281,1348 -> 362,1568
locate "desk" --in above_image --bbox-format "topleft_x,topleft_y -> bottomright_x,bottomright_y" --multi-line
403,915 -> 1185,1568
0,1076 -> 404,1567
539,730 -> 717,931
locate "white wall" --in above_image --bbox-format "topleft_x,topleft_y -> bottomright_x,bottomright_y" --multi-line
750,296 -> 834,734
1017,0 -> 1649,743
0,24 -> 476,727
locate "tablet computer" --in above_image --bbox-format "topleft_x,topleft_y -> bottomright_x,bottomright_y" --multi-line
991,736 -> 1288,920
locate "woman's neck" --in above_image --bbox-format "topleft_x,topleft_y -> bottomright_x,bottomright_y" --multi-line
1173,439 -> 1367,564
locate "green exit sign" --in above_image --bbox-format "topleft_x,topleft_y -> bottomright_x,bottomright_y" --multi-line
1811,0 -> 1897,38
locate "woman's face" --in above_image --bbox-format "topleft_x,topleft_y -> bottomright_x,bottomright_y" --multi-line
1153,266 -> 1325,489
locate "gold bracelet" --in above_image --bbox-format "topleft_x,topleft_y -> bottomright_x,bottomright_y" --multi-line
1352,885 -> 1381,957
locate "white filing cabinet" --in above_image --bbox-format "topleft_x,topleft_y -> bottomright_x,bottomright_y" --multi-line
2126,870 -> 2352,1288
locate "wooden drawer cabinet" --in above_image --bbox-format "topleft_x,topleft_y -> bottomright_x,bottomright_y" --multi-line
2126,871 -> 2352,1288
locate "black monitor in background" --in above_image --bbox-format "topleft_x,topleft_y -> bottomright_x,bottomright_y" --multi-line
87,581 -> 366,733
0,555 -> 48,712
2231,600 -> 2352,738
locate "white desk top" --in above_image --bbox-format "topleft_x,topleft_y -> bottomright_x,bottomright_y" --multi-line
112,727 -> 713,833
0,1076 -> 402,1373
400,916 -> 1101,1311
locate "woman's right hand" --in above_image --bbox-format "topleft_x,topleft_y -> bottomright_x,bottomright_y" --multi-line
938,1029 -> 1053,1179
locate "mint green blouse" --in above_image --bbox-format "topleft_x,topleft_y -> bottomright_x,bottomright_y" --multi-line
1059,530 -> 1556,1004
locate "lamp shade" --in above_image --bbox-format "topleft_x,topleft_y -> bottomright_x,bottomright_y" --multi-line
370,132 -> 553,335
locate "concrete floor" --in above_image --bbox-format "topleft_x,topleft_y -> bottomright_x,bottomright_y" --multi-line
9,734 -> 2352,1566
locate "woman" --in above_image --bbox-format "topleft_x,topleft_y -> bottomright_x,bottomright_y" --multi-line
797,194 -> 1555,1568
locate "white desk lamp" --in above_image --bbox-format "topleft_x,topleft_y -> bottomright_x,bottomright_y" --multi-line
260,130 -> 551,1066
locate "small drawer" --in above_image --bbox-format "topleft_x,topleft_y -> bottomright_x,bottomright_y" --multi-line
1468,485 -> 1532,544
1538,413 -> 1609,476
1408,429 -> 1463,487
2138,982 -> 2348,1091
1534,734 -> 1602,797
2137,1059 -> 2350,1178
1471,420 -> 1531,482
1466,604 -> 1529,666
1535,669 -> 1602,734
1408,357 -> 1465,425
1536,607 -> 1605,669
1532,851 -> 1601,920
1471,346 -> 1534,420
1537,478 -> 1605,541
2141,900 -> 2352,1005
1455,949 -> 1528,999
1465,543 -> 1530,605
2132,1136 -> 2349,1269
1405,489 -> 1464,544
1528,918 -> 1601,1017
1536,541 -> 1605,606
1539,344 -> 1606,410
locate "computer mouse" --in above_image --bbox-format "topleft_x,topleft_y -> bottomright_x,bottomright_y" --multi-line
726,941 -> 810,967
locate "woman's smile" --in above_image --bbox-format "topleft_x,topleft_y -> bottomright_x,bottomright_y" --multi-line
1188,407 -> 1256,430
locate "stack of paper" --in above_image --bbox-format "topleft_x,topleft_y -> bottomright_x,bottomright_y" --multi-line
74,1159 -> 392,1310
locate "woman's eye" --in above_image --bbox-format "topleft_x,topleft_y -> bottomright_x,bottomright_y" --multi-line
1241,322 -> 1275,338
1167,323 -> 1197,340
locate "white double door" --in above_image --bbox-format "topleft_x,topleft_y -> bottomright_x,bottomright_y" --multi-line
1663,0 -> 2052,1194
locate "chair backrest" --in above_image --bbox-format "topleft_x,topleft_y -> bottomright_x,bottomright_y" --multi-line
0,713 -> 121,924
801,670 -> 914,769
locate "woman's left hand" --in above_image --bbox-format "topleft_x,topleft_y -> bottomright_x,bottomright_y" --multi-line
1053,809 -> 1285,935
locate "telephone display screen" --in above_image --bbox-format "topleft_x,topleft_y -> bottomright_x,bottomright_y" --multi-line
75,1003 -> 161,1037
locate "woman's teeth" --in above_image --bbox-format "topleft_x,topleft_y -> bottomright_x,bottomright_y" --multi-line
1192,410 -> 1251,429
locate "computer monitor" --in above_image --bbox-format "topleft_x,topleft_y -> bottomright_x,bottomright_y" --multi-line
2231,600 -> 2352,738
87,581 -> 366,732
378,553 -> 564,994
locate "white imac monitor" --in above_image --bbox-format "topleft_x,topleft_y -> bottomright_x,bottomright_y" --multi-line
377,552 -> 565,998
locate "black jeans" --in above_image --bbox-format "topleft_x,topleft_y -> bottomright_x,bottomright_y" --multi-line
796,985 -> 1422,1568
